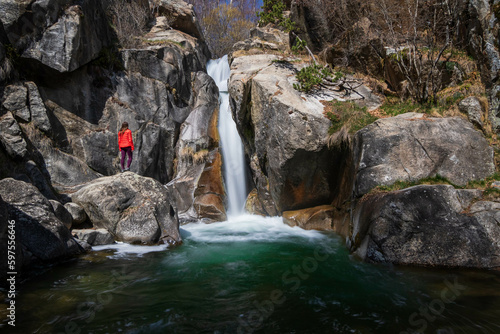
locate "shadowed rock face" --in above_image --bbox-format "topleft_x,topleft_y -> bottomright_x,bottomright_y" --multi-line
1,0 -> 113,73
0,111 -> 27,159
352,113 -> 496,197
71,172 -> 181,245
351,185 -> 500,268
0,178 -> 83,283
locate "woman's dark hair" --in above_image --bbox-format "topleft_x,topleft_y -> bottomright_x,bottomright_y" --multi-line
119,122 -> 129,134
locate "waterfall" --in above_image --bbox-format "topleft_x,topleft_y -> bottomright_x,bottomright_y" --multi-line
207,55 -> 247,217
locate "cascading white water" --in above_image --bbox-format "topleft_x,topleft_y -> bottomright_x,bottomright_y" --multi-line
207,55 -> 247,217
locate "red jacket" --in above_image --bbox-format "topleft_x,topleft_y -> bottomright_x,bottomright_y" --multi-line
118,129 -> 134,151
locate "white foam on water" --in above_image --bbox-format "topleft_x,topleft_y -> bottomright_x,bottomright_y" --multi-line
92,242 -> 169,257
181,214 -> 329,244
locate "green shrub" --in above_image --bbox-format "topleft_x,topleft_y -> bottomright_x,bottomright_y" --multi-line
257,0 -> 295,32
370,172 -> 500,199
373,175 -> 457,193
91,47 -> 124,71
291,38 -> 306,54
379,98 -> 417,117
293,65 -> 343,93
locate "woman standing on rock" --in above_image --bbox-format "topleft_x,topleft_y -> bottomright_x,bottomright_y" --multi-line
118,122 -> 134,172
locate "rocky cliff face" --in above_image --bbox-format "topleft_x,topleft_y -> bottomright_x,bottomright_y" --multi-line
466,0 -> 500,132
0,0 -> 217,189
0,0 -> 226,277
1,0 -> 114,73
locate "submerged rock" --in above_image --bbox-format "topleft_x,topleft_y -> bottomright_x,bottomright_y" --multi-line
351,185 -> 500,268
71,173 -> 181,245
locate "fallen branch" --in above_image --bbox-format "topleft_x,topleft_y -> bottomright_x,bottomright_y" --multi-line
291,32 -> 317,65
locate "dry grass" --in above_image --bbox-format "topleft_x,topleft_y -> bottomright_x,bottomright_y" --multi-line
179,146 -> 209,164
193,149 -> 209,164
327,125 -> 351,150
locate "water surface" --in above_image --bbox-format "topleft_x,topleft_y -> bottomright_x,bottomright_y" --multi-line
2,215 -> 500,333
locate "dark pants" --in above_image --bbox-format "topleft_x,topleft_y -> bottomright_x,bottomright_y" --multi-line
121,146 -> 133,170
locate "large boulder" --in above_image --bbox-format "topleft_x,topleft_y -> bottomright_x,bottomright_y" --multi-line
155,0 -> 205,42
19,118 -> 102,189
1,0 -> 113,73
351,185 -> 500,268
24,81 -> 51,133
2,83 -> 29,122
290,0 -> 332,53
71,173 -> 181,245
351,113 -> 495,197
233,26 -> 289,53
49,200 -> 73,230
72,229 -> 114,246
2,82 -> 52,132
228,53 -> 380,214
0,0 -> 32,30
0,178 -> 83,280
244,188 -> 267,216
458,95 -> 485,130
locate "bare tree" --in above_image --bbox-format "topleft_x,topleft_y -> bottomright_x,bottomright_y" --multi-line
108,0 -> 151,49
201,3 -> 254,57
372,0 -> 467,103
